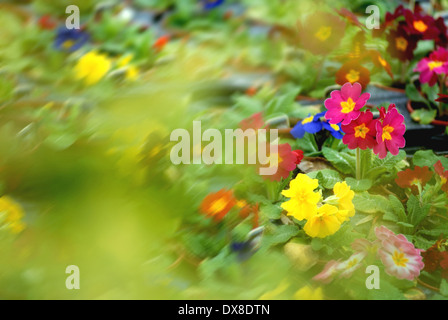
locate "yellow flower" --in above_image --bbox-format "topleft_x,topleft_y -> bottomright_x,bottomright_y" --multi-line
75,51 -> 111,85
0,196 -> 25,234
281,174 -> 320,221
117,55 -> 139,81
324,181 -> 355,222
294,285 -> 324,300
259,281 -> 289,300
303,204 -> 342,238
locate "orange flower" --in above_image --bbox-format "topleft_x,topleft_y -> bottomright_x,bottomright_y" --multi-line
395,166 -> 432,193
335,61 -> 370,89
237,200 -> 259,228
200,189 -> 236,221
434,161 -> 448,193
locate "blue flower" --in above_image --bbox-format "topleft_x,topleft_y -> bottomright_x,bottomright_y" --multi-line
201,0 -> 225,10
291,112 -> 344,140
290,112 -> 326,139
323,121 -> 344,139
54,27 -> 89,52
230,227 -> 263,262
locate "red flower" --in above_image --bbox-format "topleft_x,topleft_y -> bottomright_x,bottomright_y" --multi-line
435,94 -> 448,104
335,61 -> 370,89
297,12 -> 346,55
434,160 -> 448,193
386,23 -> 419,62
260,143 -> 299,181
395,166 -> 432,193
153,35 -> 170,52
239,112 -> 266,131
373,5 -> 408,37
292,149 -> 304,165
38,15 -> 57,30
435,17 -> 448,47
200,189 -> 236,221
341,110 -> 377,150
403,10 -> 440,40
245,86 -> 258,96
422,239 -> 448,279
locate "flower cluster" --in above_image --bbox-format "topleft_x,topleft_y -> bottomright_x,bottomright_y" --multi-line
0,196 -> 26,234
377,6 -> 447,62
314,226 -> 424,282
281,174 -> 354,238
325,82 -> 406,159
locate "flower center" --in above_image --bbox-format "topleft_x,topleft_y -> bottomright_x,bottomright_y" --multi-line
428,61 -> 444,71
302,115 -> 314,125
210,198 -> 228,214
378,56 -> 387,67
392,250 -> 409,267
346,69 -> 360,83
411,178 -> 421,186
381,125 -> 394,141
395,37 -> 408,51
346,259 -> 358,269
354,123 -> 370,139
62,40 -> 75,49
413,20 -> 428,33
330,124 -> 340,131
340,98 -> 356,114
441,176 -> 447,185
315,26 -> 332,42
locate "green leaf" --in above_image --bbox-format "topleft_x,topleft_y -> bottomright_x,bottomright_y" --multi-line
263,225 -> 299,248
411,109 -> 437,125
405,83 -> 426,104
421,83 -> 439,104
352,192 -> 391,214
388,195 -> 407,223
315,169 -> 342,189
407,194 -> 430,227
345,177 -> 372,192
440,279 -> 448,297
260,203 -> 283,220
413,150 -> 448,168
322,147 -> 355,175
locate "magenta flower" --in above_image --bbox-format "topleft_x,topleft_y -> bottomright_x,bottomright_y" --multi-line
324,82 -> 371,125
341,110 -> 377,150
375,226 -> 424,281
373,104 -> 406,159
414,47 -> 448,86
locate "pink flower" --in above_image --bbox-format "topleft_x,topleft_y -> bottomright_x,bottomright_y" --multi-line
414,47 -> 448,86
312,260 -> 340,284
341,110 -> 377,150
373,104 -> 406,159
375,226 -> 425,281
337,252 -> 367,278
324,82 -> 371,125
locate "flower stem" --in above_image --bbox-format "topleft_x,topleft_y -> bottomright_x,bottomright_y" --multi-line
356,148 -> 362,180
